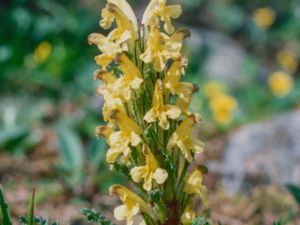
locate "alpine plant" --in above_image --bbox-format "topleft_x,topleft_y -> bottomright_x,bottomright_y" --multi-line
89,0 -> 207,224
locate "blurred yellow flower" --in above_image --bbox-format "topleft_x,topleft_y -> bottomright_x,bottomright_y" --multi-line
209,94 -> 237,125
109,185 -> 154,225
268,71 -> 294,97
277,49 -> 298,73
181,203 -> 196,225
34,41 -> 52,63
130,144 -> 168,191
252,7 -> 276,29
203,81 -> 224,99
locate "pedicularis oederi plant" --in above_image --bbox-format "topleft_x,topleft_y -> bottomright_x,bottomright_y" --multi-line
89,0 -> 207,224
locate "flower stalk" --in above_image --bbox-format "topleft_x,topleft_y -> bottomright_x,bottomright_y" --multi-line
90,0 -> 207,224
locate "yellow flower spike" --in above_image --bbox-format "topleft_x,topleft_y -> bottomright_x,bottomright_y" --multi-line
184,169 -> 207,203
100,2 -> 138,42
277,49 -> 298,73
114,53 -> 144,98
181,203 -> 196,225
209,94 -> 237,125
142,0 -> 182,34
167,114 -> 204,162
163,58 -> 193,101
106,110 -> 143,164
109,185 -> 155,225
268,71 -> 294,97
130,144 -> 168,191
144,80 -> 181,130
140,26 -> 190,72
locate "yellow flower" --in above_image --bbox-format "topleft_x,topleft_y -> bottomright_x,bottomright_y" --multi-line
252,7 -> 276,29
109,185 -> 154,225
130,144 -> 168,191
142,0 -> 182,33
277,49 -> 298,73
167,114 -> 204,162
34,41 -> 52,63
114,53 -> 144,101
140,25 -> 190,72
106,110 -> 143,164
144,80 -> 181,130
88,30 -> 131,69
175,85 -> 198,116
100,1 -> 138,42
163,57 -> 193,102
95,126 -> 114,145
184,169 -> 207,202
94,70 -> 124,126
181,203 -> 196,225
209,94 -> 237,125
268,71 -> 294,97
203,81 -> 224,99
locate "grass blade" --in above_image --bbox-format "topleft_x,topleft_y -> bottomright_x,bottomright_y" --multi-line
27,188 -> 36,225
0,185 -> 12,225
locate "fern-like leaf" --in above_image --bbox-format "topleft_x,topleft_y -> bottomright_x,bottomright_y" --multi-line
81,208 -> 115,225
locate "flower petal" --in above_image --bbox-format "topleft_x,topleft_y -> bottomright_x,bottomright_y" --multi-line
153,168 -> 168,184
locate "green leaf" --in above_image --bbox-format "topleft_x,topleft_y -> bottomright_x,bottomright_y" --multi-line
286,184 -> 300,206
57,126 -> 84,170
87,137 -> 106,169
191,217 -> 210,225
81,208 -> 115,225
148,189 -> 163,203
56,126 -> 84,185
0,185 -> 12,225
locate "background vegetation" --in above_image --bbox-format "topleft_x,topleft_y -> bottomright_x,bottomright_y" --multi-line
0,0 -> 299,224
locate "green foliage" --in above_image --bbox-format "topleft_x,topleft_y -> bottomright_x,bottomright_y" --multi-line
191,217 -> 210,225
0,185 -> 12,225
286,184 -> 300,206
1,186 -> 60,225
56,125 -> 84,186
20,216 -> 59,225
81,208 -> 115,225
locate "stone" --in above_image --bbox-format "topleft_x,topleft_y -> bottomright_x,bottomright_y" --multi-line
222,110 -> 300,194
187,28 -> 250,87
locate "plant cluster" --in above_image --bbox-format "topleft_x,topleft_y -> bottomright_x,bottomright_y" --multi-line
88,0 -> 207,224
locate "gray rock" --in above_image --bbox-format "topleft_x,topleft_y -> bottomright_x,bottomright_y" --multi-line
187,28 -> 249,87
222,110 -> 300,194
